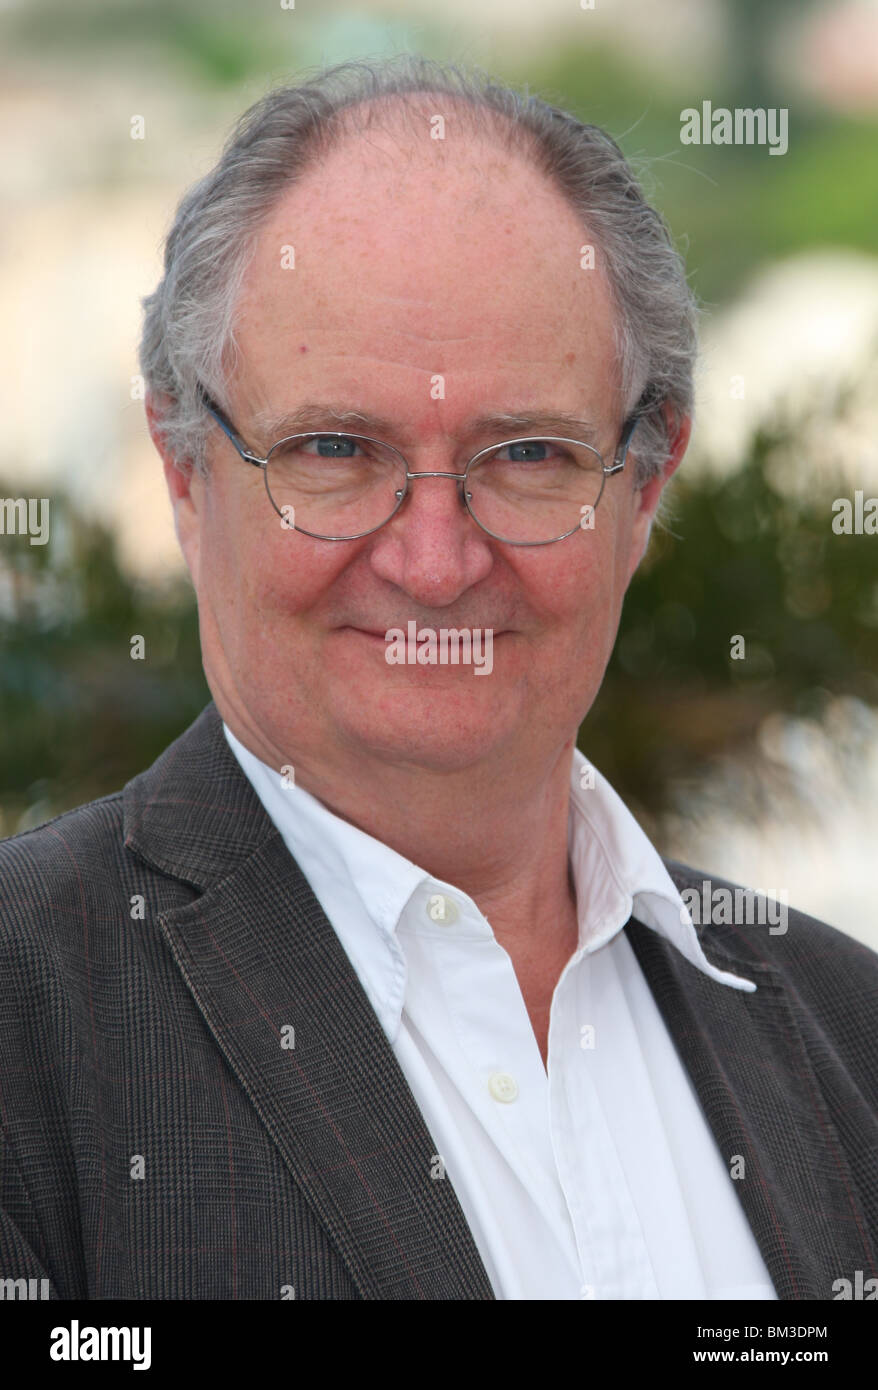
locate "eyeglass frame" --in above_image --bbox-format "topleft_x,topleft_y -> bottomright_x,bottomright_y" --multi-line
194,381 -> 647,546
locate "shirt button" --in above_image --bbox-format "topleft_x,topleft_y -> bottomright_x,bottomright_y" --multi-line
426,892 -> 459,925
488,1072 -> 519,1103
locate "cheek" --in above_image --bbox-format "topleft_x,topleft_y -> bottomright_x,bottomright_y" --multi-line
200,474 -> 344,621
255,532 -> 359,623
521,532 -> 624,627
514,533 -> 628,694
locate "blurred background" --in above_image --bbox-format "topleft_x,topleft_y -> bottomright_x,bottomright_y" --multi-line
2,0 -> 877,944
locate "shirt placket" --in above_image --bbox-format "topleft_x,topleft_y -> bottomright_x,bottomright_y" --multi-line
400,884 -> 584,1264
549,950 -> 661,1299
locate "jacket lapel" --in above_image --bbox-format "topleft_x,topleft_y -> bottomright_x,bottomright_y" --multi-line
124,703 -> 495,1300
627,894 -> 874,1300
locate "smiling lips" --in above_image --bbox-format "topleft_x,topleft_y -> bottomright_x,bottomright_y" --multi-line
346,626 -> 505,638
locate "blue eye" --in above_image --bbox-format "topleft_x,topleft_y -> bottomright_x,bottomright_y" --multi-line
307,436 -> 361,459
504,441 -> 551,463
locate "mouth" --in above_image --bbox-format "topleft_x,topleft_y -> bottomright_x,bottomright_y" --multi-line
342,626 -> 505,639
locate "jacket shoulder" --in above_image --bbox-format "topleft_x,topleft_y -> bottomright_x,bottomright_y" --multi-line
0,792 -> 129,931
662,856 -> 878,1078
0,787 -> 196,973
663,855 -> 878,964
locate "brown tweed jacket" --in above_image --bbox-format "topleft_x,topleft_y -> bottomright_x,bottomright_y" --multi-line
1,701 -> 876,1299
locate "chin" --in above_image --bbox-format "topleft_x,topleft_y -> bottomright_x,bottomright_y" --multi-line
333,692 -> 514,771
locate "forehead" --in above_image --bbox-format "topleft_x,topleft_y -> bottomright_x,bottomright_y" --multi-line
230,118 -> 622,427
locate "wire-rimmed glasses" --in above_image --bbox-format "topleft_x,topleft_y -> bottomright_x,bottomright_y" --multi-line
196,384 -> 644,546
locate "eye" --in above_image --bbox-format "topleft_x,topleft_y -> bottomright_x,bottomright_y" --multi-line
300,435 -> 364,459
505,441 -> 547,462
493,439 -> 570,465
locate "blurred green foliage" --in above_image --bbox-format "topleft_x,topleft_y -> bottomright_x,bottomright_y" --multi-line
0,502 -> 209,834
584,408 -> 878,825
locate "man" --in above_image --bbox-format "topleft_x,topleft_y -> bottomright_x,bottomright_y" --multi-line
1,56 -> 876,1302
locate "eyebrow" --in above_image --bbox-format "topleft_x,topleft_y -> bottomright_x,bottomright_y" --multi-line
252,403 -> 603,447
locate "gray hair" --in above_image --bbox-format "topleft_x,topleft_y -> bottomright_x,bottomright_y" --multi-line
139,54 -> 699,486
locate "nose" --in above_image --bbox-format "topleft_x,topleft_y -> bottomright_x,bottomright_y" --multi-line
367,463 -> 495,607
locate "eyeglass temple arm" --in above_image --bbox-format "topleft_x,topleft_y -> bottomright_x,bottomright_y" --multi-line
196,383 -> 265,466
608,385 -> 664,473
607,413 -> 640,474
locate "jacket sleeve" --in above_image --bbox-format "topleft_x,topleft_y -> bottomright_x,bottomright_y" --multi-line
0,834 -> 89,1300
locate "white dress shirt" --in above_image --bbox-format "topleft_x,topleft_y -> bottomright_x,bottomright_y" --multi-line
224,723 -> 777,1301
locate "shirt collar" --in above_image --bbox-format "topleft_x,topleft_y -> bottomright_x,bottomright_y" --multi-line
223,724 -> 755,997
569,747 -> 754,991
222,725 -> 431,938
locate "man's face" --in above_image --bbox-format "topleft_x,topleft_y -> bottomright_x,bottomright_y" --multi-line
160,123 -> 683,776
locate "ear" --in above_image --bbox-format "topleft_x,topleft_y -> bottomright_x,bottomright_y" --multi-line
625,405 -> 692,583
145,389 -> 205,589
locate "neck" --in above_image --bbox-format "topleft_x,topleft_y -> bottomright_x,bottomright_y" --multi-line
223,703 -> 581,964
